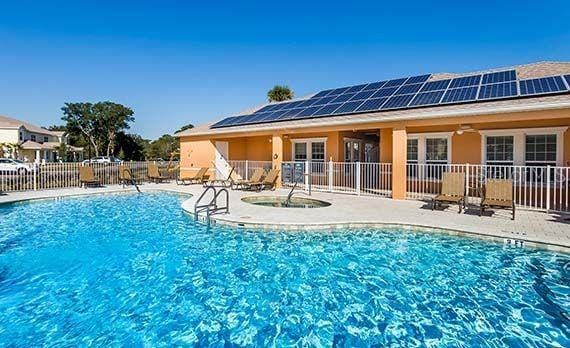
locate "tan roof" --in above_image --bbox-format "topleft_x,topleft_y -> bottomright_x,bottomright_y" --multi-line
0,115 -> 58,136
176,61 -> 570,137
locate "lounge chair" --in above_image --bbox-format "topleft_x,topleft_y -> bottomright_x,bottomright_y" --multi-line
232,168 -> 265,190
246,169 -> 280,192
119,165 -> 144,187
176,167 -> 209,185
148,163 -> 170,183
432,172 -> 466,213
203,167 -> 235,188
480,179 -> 515,220
79,166 -> 102,188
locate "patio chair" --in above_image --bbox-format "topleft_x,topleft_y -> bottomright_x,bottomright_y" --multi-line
480,179 -> 515,220
176,167 -> 209,185
232,168 -> 265,190
79,166 -> 102,188
203,167 -> 235,188
119,165 -> 144,187
246,169 -> 280,192
148,163 -> 170,183
432,172 -> 466,213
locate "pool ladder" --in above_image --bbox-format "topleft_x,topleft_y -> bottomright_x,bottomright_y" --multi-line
285,169 -> 311,206
194,186 -> 229,226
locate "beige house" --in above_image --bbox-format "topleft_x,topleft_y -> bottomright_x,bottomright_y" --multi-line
0,114 -> 83,162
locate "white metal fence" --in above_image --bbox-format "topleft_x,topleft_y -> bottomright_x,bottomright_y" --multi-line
281,161 -> 392,198
406,163 -> 570,213
0,161 -> 177,193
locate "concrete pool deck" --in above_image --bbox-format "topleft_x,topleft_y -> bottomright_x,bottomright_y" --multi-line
1,183 -> 569,252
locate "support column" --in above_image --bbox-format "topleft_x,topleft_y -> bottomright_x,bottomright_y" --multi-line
272,134 -> 284,188
391,127 -> 407,200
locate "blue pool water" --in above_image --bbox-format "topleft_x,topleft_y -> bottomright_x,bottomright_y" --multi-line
0,192 -> 568,346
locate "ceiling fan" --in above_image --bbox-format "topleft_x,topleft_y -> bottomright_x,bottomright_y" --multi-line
455,124 -> 477,135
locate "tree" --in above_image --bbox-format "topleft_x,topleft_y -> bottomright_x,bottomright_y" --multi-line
175,123 -> 194,134
145,134 -> 179,160
267,85 -> 293,102
114,133 -> 149,161
61,102 -> 134,157
55,142 -> 68,162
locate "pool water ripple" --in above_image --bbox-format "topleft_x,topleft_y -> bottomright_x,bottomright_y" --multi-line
0,192 -> 568,346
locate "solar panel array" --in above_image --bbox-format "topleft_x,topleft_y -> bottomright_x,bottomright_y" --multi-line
212,70 -> 570,128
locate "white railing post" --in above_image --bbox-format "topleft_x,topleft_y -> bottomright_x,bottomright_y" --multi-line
33,165 -> 37,191
546,165 -> 551,212
304,160 -> 309,192
465,163 -> 469,205
356,162 -> 361,196
245,160 -> 249,180
328,159 -> 333,192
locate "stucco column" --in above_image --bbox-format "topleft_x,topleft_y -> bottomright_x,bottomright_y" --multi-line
271,134 -> 284,188
391,127 -> 407,200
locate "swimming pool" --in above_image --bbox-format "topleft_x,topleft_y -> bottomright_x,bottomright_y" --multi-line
0,192 -> 568,346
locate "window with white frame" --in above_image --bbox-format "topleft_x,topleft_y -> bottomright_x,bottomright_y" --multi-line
525,134 -> 557,167
30,134 -> 36,142
407,139 -> 418,163
425,138 -> 448,164
486,136 -> 514,166
481,127 -> 566,167
292,138 -> 326,162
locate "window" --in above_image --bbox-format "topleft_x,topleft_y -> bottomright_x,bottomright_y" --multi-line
407,139 -> 418,163
344,140 -> 361,162
30,134 -> 36,142
525,135 -> 557,166
43,136 -> 49,143
19,132 -> 23,141
311,142 -> 325,161
293,143 -> 307,161
486,136 -> 514,165
425,138 -> 448,164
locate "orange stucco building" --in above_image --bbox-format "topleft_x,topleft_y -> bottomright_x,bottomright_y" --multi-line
176,62 -> 570,200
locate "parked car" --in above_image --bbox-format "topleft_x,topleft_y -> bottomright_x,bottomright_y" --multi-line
0,158 -> 36,174
82,156 -> 123,165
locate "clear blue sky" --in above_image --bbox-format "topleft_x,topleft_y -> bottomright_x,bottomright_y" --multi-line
0,0 -> 568,139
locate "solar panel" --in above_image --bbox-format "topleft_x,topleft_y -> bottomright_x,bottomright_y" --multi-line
211,116 -> 240,128
294,105 -> 322,118
311,89 -> 333,98
311,95 -> 337,106
330,93 -> 357,104
409,90 -> 446,106
394,83 -> 423,95
332,100 -> 365,114
254,104 -> 278,113
327,87 -> 351,96
565,75 -> 570,86
268,102 -> 291,112
404,74 -> 431,84
263,109 -> 289,121
482,70 -> 516,84
449,75 -> 482,88
383,78 -> 408,88
421,79 -> 451,92
350,89 -> 377,101
441,86 -> 478,103
478,82 -> 517,99
381,94 -> 415,109
371,87 -> 398,98
223,116 -> 245,127
277,108 -> 304,119
246,112 -> 273,123
356,97 -> 388,112
313,103 -> 342,116
363,81 -> 387,90
295,98 -> 319,108
345,84 -> 368,93
519,76 -> 568,95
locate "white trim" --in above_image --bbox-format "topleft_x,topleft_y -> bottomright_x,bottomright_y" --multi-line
407,133 -> 452,164
290,137 -> 328,143
481,127 -> 567,166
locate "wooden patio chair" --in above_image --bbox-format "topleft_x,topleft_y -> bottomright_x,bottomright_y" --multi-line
119,165 -> 144,187
203,167 -> 235,188
148,163 -> 170,183
432,172 -> 466,213
246,169 -> 280,192
232,168 -> 265,190
79,166 -> 102,188
480,179 -> 515,220
176,167 -> 209,185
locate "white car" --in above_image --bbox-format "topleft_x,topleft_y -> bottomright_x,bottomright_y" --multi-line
82,156 -> 123,165
0,158 -> 36,174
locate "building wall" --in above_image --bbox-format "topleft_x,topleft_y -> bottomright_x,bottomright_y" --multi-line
179,138 -> 216,175
0,128 -> 19,143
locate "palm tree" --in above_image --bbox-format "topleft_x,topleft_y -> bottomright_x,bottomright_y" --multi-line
267,85 -> 293,102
